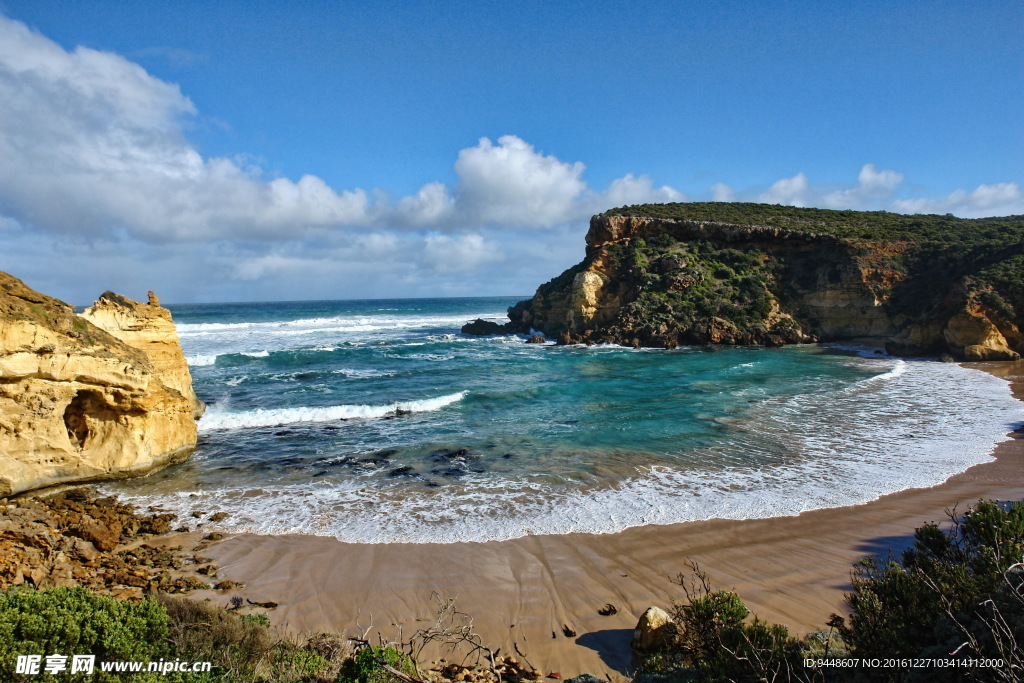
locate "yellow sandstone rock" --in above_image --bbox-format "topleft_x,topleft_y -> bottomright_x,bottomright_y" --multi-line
0,272 -> 202,497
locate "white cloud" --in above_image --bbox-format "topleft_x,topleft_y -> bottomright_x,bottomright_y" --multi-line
452,135 -> 588,226
891,182 -> 1024,218
710,182 -> 736,202
394,182 -> 455,226
0,14 -> 1021,305
823,164 -> 904,208
599,173 -> 685,208
0,15 -> 370,241
422,233 -> 502,273
0,18 -> 681,241
758,172 -> 810,207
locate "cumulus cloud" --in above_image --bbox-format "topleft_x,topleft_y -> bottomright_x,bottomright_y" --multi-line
452,135 -> 587,226
423,233 -> 502,273
742,165 -> 1022,217
758,172 -> 810,207
0,16 -> 374,241
891,182 -> 1024,218
0,16 -> 682,242
599,173 -> 686,208
710,183 -> 736,202
823,164 -> 904,208
0,14 -> 1021,304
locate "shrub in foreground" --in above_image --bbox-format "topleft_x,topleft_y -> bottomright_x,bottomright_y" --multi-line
0,586 -> 349,682
638,499 -> 1024,682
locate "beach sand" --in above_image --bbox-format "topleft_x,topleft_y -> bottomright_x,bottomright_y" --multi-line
201,361 -> 1024,677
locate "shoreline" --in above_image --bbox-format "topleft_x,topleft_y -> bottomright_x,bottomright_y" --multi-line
190,360 -> 1024,677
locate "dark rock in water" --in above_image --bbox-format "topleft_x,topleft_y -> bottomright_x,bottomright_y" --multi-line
526,334 -> 546,344
387,466 -> 418,478
462,318 -> 511,335
433,467 -> 467,478
423,479 -> 442,488
273,430 -> 294,437
359,456 -> 392,467
430,448 -> 471,463
395,408 -> 412,416
502,453 -> 514,459
321,425 -> 339,431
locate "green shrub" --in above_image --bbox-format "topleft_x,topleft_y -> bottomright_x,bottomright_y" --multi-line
834,500 -> 1024,680
0,587 -> 347,683
0,586 -> 170,682
336,645 -> 417,683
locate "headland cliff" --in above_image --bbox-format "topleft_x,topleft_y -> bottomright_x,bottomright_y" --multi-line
475,203 -> 1024,360
0,273 -> 202,496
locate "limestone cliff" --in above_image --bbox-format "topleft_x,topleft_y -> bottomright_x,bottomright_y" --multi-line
81,290 -> 204,419
0,273 -> 201,496
497,205 -> 1024,360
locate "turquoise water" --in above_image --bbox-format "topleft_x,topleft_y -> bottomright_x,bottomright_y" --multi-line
106,297 -> 1024,543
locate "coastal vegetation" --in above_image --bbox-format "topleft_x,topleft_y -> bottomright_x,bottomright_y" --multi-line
603,203 -> 1024,244
4,489 -> 1023,681
634,499 -> 1024,682
0,586 -> 350,682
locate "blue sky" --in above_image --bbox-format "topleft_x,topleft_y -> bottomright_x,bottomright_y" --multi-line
0,1 -> 1021,304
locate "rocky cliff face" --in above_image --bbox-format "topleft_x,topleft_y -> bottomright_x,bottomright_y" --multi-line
81,290 -> 204,419
0,273 -> 201,497
503,213 -> 1023,360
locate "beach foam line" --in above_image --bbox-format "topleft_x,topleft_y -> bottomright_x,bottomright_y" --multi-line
197,391 -> 468,431
176,312 -> 509,336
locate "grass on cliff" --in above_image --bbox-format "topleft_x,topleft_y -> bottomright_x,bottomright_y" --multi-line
606,234 -> 777,333
604,202 -> 1024,244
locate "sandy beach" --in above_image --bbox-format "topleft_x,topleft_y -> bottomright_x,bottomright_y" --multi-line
199,360 -> 1024,677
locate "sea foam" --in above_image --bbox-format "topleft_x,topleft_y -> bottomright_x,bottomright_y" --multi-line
198,391 -> 468,431
119,358 -> 1023,544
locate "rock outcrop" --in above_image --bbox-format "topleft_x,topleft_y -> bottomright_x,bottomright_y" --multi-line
491,208 -> 1024,359
631,605 -> 676,652
81,290 -> 204,419
0,273 -> 201,497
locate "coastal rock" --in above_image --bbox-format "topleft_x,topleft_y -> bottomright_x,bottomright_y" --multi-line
631,605 -> 675,652
943,310 -> 1021,361
526,334 -> 546,344
505,209 -> 1024,358
81,290 -> 205,418
0,272 -> 201,496
0,492 -> 215,596
462,318 -> 512,335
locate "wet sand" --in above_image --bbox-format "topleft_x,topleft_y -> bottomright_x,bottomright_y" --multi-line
202,361 -> 1024,677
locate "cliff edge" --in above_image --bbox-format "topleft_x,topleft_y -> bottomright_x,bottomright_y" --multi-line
0,273 -> 201,496
495,204 -> 1024,359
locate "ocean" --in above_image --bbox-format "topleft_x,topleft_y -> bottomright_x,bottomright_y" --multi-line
105,297 -> 1024,543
